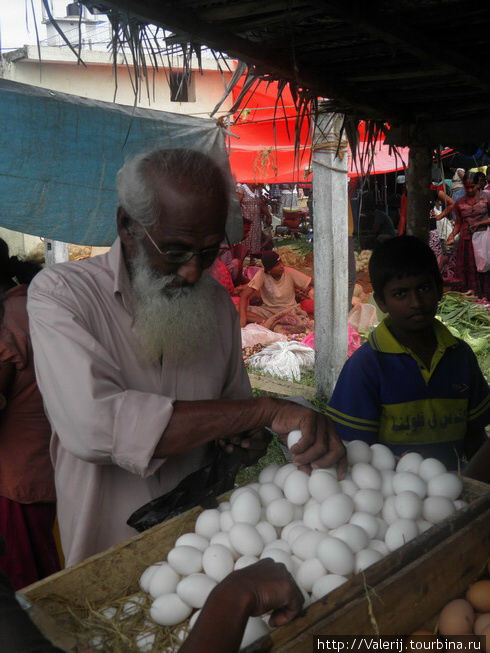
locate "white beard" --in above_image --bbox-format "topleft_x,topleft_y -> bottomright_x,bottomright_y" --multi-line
130,247 -> 215,365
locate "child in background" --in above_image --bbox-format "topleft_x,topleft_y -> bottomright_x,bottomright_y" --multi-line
326,236 -> 490,470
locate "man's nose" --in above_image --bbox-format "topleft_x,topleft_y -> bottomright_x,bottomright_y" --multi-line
177,255 -> 203,285
408,290 -> 423,308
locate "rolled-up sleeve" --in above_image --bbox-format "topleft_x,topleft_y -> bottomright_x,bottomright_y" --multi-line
27,273 -> 173,477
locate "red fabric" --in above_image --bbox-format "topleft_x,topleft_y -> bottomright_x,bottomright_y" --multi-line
455,236 -> 490,299
0,497 -> 59,589
397,192 -> 408,235
0,286 -> 55,503
209,259 -> 235,295
228,79 -> 408,183
300,298 -> 314,315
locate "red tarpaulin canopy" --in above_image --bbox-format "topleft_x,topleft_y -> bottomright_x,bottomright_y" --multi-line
228,78 -> 409,183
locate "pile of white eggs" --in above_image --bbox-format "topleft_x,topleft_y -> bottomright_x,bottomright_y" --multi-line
139,437 -> 467,649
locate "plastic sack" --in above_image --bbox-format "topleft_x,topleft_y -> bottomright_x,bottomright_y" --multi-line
472,227 -> 490,272
301,325 -> 360,357
436,217 -> 453,240
241,323 -> 287,348
247,341 -> 314,382
348,302 -> 378,332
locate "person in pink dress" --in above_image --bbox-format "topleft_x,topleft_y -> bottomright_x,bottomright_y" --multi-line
446,172 -> 490,298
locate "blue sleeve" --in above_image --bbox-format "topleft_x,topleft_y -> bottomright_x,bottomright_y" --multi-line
326,344 -> 381,444
466,343 -> 490,432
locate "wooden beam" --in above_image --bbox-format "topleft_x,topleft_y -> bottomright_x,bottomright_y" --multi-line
406,145 -> 432,243
318,0 -> 490,93
247,373 -> 316,399
93,0 -> 408,121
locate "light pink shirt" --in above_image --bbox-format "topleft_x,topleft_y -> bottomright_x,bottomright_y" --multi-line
248,267 -> 311,312
27,239 -> 251,565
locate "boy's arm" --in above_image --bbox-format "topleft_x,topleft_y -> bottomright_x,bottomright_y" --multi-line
326,347 -> 381,443
464,437 -> 490,483
464,343 -> 490,463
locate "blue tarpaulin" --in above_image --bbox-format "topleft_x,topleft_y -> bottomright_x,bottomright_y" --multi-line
0,79 -> 241,245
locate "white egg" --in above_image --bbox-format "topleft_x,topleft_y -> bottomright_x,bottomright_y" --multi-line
303,502 -> 325,531
249,483 -> 261,493
231,491 -> 262,525
175,533 -> 209,552
240,616 -> 269,650
229,523 -> 264,556
293,504 -> 304,521
355,548 -> 383,572
422,496 -> 455,524
219,510 -> 234,532
219,501 -> 231,512
148,562 -> 180,599
353,489 -> 384,515
317,536 -> 355,575
258,482 -> 283,505
189,608 -> 201,629
296,558 -> 326,592
369,539 -> 389,556
339,479 -> 359,498
392,472 -> 427,499
380,470 -> 395,497
396,452 -> 423,474
260,547 -> 294,573
230,486 -> 255,504
285,524 -> 309,546
258,464 -> 280,484
284,470 -> 311,505
264,539 -> 291,554
331,524 -> 368,553
209,531 -> 237,557
384,519 -> 418,551
274,463 -> 297,490
176,574 -> 217,609
101,606 -> 117,619
308,470 -> 341,502
150,593 -> 192,626
195,509 -> 221,539
280,520 -> 303,541
416,519 -> 433,533
349,512 -> 379,539
255,520 -> 277,545
234,555 -> 258,570
351,463 -> 382,491
381,495 -> 399,525
266,498 -> 295,527
370,444 -> 396,470
320,493 -> 354,529
287,429 -> 303,449
394,491 -> 422,520
427,472 -> 463,501
139,563 -> 164,593
454,499 -> 468,511
202,544 -> 234,582
376,518 -> 388,540
346,440 -> 372,464
292,530 -> 326,560
167,546 -> 202,575
418,457 -> 447,482
311,574 -> 348,600
120,595 -> 145,619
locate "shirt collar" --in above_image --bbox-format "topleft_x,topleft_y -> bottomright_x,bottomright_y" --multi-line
368,317 -> 458,354
108,237 -> 133,312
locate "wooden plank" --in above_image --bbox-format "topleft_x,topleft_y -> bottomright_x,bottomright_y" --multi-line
247,372 -> 316,398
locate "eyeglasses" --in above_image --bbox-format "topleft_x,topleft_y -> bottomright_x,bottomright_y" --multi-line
143,227 -> 220,268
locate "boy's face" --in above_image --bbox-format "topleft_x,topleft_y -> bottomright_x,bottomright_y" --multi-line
375,272 -> 441,333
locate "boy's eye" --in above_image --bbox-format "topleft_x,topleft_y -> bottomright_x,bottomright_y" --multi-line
418,284 -> 431,293
393,291 -> 406,298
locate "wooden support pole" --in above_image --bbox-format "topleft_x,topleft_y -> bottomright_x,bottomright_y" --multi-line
406,145 -> 432,243
312,112 -> 349,398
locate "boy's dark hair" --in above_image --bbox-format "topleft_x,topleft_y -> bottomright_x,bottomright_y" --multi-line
368,235 -> 442,299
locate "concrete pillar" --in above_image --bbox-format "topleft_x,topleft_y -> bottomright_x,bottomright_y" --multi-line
406,145 -> 432,243
312,112 -> 349,398
44,240 -> 69,267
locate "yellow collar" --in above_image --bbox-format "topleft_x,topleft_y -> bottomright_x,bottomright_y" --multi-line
369,317 -> 458,355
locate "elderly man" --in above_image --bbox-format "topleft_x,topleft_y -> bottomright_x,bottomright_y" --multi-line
28,149 -> 345,566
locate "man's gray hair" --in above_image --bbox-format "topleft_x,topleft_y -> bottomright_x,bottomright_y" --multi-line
116,148 -> 230,231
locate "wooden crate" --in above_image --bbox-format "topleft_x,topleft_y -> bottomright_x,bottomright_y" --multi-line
22,479 -> 490,652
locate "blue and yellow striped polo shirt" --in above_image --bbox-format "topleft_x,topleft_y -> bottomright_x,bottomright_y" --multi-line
327,319 -> 490,469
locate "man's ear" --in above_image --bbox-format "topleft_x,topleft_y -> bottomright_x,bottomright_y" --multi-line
117,207 -> 133,246
373,291 -> 387,314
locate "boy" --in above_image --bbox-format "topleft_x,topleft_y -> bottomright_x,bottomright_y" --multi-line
327,236 -> 490,470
